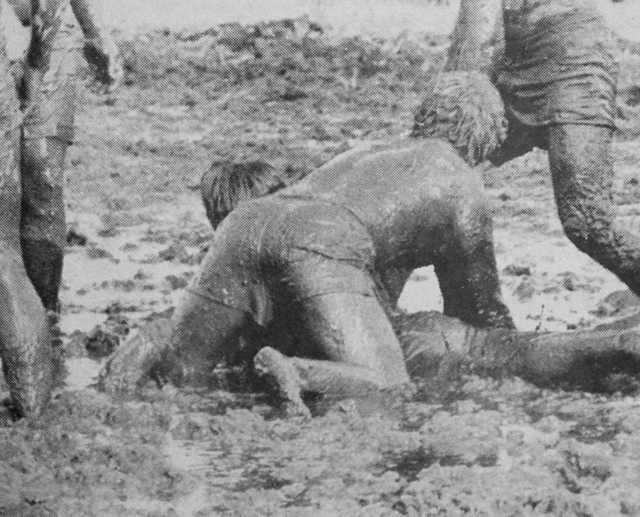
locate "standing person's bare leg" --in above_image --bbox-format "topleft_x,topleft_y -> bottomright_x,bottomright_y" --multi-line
21,136 -> 68,313
19,2 -> 79,315
0,58 -> 52,417
549,125 -> 640,297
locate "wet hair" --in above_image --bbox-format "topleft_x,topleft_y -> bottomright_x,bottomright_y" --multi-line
411,71 -> 507,166
201,159 -> 288,229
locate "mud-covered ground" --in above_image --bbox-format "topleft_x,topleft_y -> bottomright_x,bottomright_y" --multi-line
3,20 -> 640,516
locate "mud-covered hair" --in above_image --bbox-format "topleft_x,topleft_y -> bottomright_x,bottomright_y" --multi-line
201,160 -> 288,229
412,71 -> 507,166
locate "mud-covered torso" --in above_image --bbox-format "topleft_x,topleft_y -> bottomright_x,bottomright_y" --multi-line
276,138 -> 484,270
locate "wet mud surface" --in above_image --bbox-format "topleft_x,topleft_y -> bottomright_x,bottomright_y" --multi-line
3,20 -> 640,516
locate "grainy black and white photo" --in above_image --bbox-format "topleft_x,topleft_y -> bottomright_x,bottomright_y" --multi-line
0,0 -> 639,515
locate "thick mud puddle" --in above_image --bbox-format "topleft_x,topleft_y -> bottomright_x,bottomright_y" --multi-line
2,17 -> 640,516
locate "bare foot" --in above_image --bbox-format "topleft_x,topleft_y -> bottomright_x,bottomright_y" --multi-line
253,347 -> 310,418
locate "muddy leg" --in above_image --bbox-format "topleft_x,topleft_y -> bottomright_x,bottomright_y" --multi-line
0,71 -> 52,417
549,125 -> 640,296
20,14 -> 78,313
497,328 -> 640,390
21,137 -> 67,313
396,311 -> 640,390
255,294 -> 410,411
254,346 -> 388,417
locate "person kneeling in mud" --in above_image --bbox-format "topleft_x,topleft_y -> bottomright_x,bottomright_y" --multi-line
100,71 -> 640,413
100,71 -> 515,413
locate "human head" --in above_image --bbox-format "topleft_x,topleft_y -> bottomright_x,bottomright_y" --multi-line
201,159 -> 288,229
412,71 -> 507,166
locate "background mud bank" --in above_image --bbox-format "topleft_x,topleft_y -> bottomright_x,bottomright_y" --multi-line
58,0 -> 640,40
2,6 -> 640,517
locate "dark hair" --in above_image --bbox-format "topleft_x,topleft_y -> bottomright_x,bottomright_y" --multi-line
201,160 -> 288,229
412,71 -> 507,166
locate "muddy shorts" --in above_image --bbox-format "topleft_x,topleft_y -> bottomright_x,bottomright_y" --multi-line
497,6 -> 618,128
21,4 -> 80,144
187,197 -> 377,326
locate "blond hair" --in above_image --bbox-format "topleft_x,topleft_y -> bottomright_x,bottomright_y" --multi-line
412,71 -> 507,165
201,160 -> 287,229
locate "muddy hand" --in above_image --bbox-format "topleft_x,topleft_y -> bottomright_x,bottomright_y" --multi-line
83,34 -> 123,94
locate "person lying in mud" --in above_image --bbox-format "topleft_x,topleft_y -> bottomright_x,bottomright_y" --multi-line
420,0 -> 640,297
0,0 -> 120,419
99,71 -> 515,412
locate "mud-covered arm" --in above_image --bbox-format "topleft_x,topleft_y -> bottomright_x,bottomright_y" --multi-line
443,0 -> 504,78
70,0 -> 123,91
22,0 -> 121,90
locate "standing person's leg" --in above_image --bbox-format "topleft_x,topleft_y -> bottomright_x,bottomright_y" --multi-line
21,135 -> 69,312
548,124 -> 640,296
21,8 -> 79,313
0,54 -> 52,417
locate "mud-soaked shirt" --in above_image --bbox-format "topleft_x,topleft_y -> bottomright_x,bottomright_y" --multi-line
187,139 -> 488,325
280,138 -> 486,271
